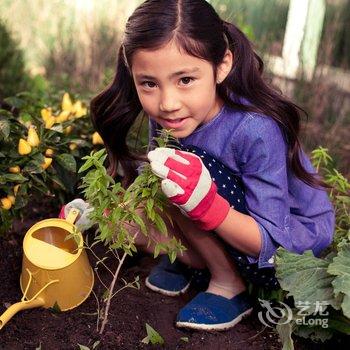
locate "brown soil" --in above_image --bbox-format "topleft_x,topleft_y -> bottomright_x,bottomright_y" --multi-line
0,205 -> 346,350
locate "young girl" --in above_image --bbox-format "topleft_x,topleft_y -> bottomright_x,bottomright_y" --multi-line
64,0 -> 335,331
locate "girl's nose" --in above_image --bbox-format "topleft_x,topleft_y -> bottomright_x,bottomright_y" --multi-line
159,89 -> 181,112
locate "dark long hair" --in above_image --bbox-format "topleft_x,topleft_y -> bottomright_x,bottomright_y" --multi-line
90,0 -> 326,188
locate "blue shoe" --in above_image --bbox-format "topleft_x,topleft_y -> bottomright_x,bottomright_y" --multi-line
145,255 -> 191,296
176,291 -> 253,331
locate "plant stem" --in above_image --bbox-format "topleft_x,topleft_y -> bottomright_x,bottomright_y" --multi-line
99,232 -> 139,334
99,250 -> 128,334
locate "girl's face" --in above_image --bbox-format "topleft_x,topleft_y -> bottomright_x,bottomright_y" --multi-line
131,40 -> 231,138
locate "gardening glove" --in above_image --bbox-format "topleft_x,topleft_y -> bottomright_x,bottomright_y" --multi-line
58,198 -> 94,232
147,147 -> 230,231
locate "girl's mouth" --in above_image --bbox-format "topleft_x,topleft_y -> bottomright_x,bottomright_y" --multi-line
162,117 -> 188,129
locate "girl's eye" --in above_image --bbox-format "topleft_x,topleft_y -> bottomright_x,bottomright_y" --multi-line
141,81 -> 157,89
140,77 -> 194,89
180,77 -> 194,85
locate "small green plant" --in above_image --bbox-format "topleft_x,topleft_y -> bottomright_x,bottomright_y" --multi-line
141,323 -> 165,346
77,341 -> 100,350
78,129 -> 186,334
274,146 -> 350,348
311,146 -> 350,246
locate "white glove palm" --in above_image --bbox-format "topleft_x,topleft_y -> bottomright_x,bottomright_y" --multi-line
62,198 -> 94,232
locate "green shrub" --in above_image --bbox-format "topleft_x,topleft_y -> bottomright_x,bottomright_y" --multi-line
0,19 -> 28,98
275,147 -> 350,347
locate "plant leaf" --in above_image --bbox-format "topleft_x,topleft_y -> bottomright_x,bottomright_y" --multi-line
154,213 -> 167,235
49,301 -> 61,313
55,153 -> 77,173
293,324 -> 333,343
327,243 -> 350,318
0,118 -> 10,139
276,322 -> 294,350
92,340 -> 100,349
141,323 -> 164,345
2,173 -> 28,183
275,248 -> 341,312
77,345 -> 90,350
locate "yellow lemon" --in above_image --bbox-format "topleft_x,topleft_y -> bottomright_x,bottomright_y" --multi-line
72,100 -> 81,114
64,125 -> 73,134
41,157 -> 52,170
45,148 -> 54,157
72,101 -> 87,118
7,195 -> 15,205
56,110 -> 70,123
9,166 -> 20,173
27,125 -> 40,147
14,184 -> 20,196
62,92 -> 73,112
76,106 -> 87,118
41,108 -> 52,122
69,143 -> 77,151
1,197 -> 12,210
18,138 -> 32,155
92,131 -> 104,145
45,116 -> 56,129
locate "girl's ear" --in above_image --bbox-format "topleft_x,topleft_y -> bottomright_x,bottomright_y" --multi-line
216,49 -> 233,84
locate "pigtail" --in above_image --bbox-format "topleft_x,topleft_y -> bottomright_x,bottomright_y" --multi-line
90,45 -> 143,187
220,21 -> 328,189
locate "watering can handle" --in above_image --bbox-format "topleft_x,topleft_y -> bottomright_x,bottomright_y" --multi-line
66,208 -> 80,224
0,269 -> 58,330
0,298 -> 45,330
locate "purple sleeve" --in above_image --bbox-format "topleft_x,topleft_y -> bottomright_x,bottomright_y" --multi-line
137,119 -> 159,175
234,115 -> 290,268
148,118 -> 159,151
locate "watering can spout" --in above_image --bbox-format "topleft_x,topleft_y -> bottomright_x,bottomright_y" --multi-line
0,297 -> 45,330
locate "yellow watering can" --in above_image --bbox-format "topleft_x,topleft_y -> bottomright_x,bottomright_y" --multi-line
0,208 -> 94,329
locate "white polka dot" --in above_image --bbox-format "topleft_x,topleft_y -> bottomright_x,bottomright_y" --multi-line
237,199 -> 240,202
246,266 -> 250,270
212,159 -> 216,162
208,163 -> 212,167
201,155 -> 204,158
219,170 -> 222,174
212,178 -> 215,181
227,176 -> 231,180
222,184 -> 226,188
230,191 -> 234,194
203,151 -> 206,154
230,205 -> 235,208
234,185 -> 236,188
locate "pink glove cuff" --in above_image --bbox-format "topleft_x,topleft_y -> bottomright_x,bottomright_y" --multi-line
58,205 -> 66,219
195,192 -> 230,231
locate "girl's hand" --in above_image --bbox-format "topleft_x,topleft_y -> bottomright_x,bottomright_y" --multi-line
147,147 -> 230,230
59,198 -> 94,232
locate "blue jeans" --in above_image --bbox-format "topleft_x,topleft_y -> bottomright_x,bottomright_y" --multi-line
182,145 -> 280,289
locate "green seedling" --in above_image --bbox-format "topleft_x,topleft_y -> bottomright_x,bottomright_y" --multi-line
78,129 -> 186,334
141,323 -> 165,345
